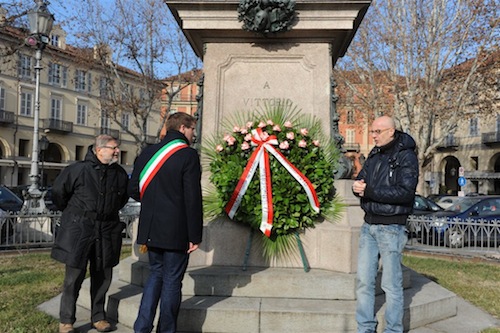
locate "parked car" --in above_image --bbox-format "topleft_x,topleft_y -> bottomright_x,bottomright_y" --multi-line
119,198 -> 141,238
423,196 -> 500,248
413,194 -> 443,215
0,185 -> 24,244
435,196 -> 461,209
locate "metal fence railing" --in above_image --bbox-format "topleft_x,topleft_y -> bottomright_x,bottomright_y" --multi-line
0,211 -> 137,250
407,215 -> 500,252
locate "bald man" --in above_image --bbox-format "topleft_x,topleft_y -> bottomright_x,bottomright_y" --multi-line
352,116 -> 419,333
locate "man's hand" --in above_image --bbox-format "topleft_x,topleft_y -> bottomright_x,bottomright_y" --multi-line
187,242 -> 199,254
353,179 -> 366,197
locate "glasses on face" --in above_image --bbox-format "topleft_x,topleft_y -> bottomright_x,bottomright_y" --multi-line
102,145 -> 120,150
369,128 -> 391,135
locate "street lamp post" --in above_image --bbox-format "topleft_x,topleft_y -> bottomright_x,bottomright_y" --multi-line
39,135 -> 50,189
22,0 -> 54,214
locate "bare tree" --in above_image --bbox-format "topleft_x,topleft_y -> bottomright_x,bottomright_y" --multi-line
336,0 -> 499,191
69,0 -> 201,152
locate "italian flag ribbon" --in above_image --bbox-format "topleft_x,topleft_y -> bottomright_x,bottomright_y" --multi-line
139,139 -> 188,199
225,128 -> 320,237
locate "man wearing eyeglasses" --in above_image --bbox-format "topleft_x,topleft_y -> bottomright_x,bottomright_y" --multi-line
129,112 -> 203,333
52,134 -> 129,333
352,116 -> 418,333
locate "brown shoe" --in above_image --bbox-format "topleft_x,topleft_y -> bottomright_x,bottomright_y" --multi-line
59,323 -> 75,333
92,320 -> 112,332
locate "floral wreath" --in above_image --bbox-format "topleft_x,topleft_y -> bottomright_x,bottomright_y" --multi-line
203,101 -> 342,259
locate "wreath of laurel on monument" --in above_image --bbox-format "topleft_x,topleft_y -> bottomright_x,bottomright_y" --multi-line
202,100 -> 343,260
237,0 -> 297,34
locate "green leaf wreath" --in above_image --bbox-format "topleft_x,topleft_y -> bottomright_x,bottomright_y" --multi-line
202,100 -> 343,259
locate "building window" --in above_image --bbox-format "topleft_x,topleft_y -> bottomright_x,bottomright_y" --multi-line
469,118 -> 479,136
75,145 -> 84,161
121,112 -> 130,130
76,103 -> 87,125
99,77 -> 113,98
101,110 -> 110,129
471,156 -> 478,171
497,114 -> 500,133
347,110 -> 355,124
20,90 -> 33,116
19,139 -> 29,157
51,34 -> 59,47
51,96 -> 63,120
346,129 -> 355,143
75,70 -> 89,92
121,150 -> 127,165
48,63 -> 68,87
18,54 -> 32,79
0,87 -> 5,110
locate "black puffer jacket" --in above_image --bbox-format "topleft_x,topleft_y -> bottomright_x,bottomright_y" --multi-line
354,131 -> 419,225
51,146 -> 129,269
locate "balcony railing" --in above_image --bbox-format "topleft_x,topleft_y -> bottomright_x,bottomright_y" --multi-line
42,118 -> 73,133
482,132 -> 500,145
343,143 -> 360,152
0,110 -> 15,124
96,127 -> 120,139
436,136 -> 460,150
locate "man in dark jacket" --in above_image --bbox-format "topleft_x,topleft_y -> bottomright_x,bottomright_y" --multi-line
52,135 -> 129,333
352,116 -> 418,333
129,112 -> 203,333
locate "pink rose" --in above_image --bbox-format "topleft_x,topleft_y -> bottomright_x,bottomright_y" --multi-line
216,144 -> 223,152
260,131 -> 270,141
241,142 -> 250,150
223,134 -> 230,141
300,128 -> 309,136
313,140 -> 320,147
246,121 -> 253,128
279,141 -> 290,150
240,128 -> 248,135
258,121 -> 267,128
284,121 -> 293,128
266,119 -> 274,126
244,133 -> 252,141
233,126 -> 241,133
226,136 -> 236,146
298,139 -> 307,148
286,132 -> 295,140
272,125 -> 281,132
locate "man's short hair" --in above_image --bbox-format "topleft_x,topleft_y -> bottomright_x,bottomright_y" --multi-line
95,134 -> 118,148
166,112 -> 196,131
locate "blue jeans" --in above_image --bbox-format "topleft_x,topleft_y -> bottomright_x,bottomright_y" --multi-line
134,247 -> 189,333
356,223 -> 408,333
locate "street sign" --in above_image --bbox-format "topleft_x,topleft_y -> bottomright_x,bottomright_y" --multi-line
458,176 -> 466,187
458,167 -> 465,177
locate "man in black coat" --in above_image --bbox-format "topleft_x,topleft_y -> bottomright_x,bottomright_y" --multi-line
129,112 -> 203,333
352,116 -> 418,333
52,135 -> 129,333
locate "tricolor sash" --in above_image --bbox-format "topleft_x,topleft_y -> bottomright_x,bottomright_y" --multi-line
139,139 -> 188,199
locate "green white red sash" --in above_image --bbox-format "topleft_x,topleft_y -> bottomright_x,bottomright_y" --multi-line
225,128 -> 320,237
139,139 -> 188,199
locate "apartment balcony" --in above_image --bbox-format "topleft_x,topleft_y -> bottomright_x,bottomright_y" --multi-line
42,118 -> 73,134
343,142 -> 360,152
96,127 -> 120,139
436,136 -> 460,151
482,131 -> 500,146
0,110 -> 15,124
145,135 -> 159,144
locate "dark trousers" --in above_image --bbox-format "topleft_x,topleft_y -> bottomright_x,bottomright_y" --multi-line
59,248 -> 113,324
134,247 -> 189,333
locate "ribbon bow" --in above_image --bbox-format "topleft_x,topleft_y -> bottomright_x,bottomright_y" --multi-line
225,127 -> 320,237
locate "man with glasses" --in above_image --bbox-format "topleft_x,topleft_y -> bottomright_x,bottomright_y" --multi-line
352,116 -> 419,333
129,112 -> 203,333
52,134 -> 129,333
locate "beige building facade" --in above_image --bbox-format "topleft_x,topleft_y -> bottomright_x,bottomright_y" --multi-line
0,25 -> 163,187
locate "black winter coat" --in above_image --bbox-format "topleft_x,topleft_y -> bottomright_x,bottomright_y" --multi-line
128,130 -> 203,251
51,146 -> 129,269
355,131 -> 419,225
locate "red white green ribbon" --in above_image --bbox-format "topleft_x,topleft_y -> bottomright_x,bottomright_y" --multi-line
225,128 -> 320,237
139,139 -> 188,199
